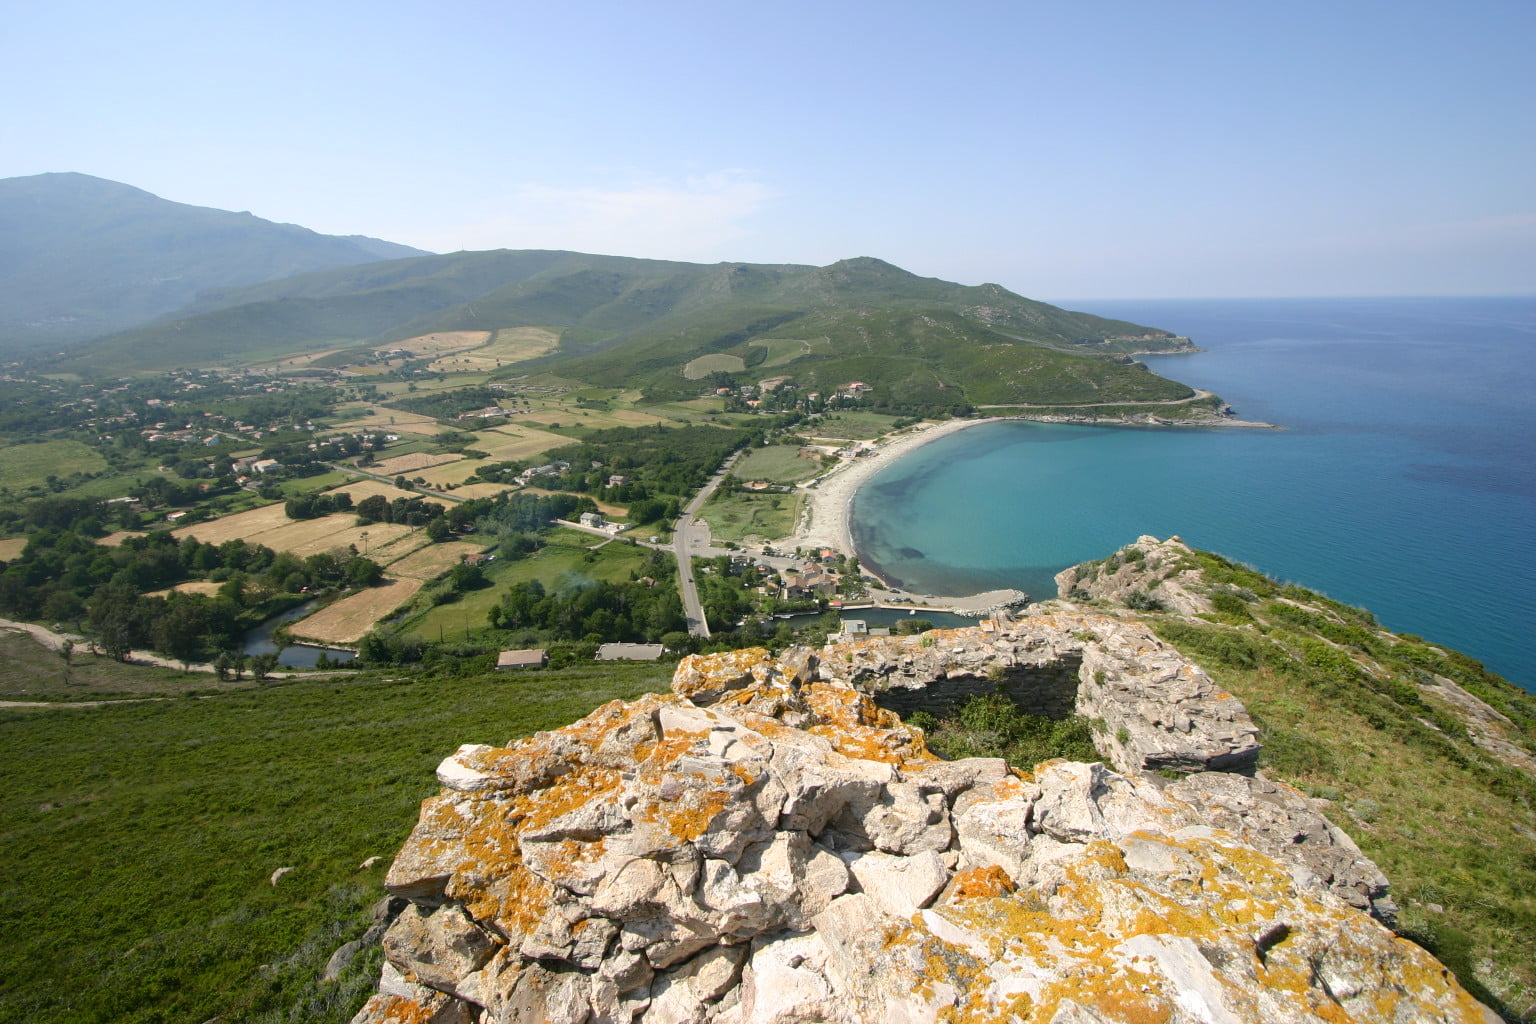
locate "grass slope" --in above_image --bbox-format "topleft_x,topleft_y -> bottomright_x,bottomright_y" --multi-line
55,252 -> 1194,413
1071,543 -> 1536,1019
0,658 -> 671,1024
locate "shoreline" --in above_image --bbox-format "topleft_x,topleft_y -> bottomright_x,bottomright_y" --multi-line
783,410 -> 1270,562
778,410 -> 1273,606
783,417 -> 998,560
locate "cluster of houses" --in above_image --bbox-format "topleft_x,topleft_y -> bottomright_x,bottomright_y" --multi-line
456,405 -> 513,421
514,460 -> 571,486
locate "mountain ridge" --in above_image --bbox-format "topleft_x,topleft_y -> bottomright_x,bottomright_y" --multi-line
0,172 -> 430,348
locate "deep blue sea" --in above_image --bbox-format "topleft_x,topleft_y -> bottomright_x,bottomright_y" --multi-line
849,297 -> 1536,691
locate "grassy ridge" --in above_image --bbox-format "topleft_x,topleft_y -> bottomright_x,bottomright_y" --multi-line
55,251 -> 1196,415
1091,547 -> 1536,1018
0,661 -> 671,1023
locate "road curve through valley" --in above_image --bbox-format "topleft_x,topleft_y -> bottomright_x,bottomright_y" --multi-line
673,452 -> 742,638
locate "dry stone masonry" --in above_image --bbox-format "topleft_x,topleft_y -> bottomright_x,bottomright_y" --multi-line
819,611 -> 1260,775
353,632 -> 1493,1024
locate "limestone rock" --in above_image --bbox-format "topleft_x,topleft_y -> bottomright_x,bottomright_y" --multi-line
354,643 -> 1492,1024
1054,534 -> 1213,617
818,611 -> 1259,775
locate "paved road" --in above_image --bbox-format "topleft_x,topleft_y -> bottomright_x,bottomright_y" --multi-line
673,453 -> 743,638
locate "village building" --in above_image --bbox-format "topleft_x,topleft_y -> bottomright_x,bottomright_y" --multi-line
496,649 -> 548,670
596,643 -> 665,662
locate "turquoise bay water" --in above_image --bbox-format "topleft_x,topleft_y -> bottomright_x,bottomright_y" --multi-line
850,297 -> 1536,691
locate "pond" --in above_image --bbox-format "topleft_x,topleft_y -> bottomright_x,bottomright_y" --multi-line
241,601 -> 356,667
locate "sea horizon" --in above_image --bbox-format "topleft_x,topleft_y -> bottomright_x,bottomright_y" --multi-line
849,295 -> 1536,691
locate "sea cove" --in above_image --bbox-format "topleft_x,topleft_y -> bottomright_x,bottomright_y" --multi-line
850,297 -> 1536,691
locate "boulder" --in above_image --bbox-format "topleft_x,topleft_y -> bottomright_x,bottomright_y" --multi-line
353,642 -> 1491,1024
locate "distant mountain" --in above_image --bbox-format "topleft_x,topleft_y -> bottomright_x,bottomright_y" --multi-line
0,172 -> 429,349
59,248 -> 1198,409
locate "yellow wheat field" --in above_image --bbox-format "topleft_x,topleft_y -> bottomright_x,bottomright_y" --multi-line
372,451 -> 463,475
289,578 -> 424,644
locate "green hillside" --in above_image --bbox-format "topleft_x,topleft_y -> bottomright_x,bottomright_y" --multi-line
0,173 -> 427,350
2,541 -> 1534,1021
58,250 -> 1197,413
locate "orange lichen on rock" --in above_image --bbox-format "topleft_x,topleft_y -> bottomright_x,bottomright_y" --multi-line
801,681 -> 936,766
357,636 -> 1495,1024
948,865 -> 1018,900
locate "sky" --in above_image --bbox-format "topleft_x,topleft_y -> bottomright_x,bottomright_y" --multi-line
3,0 -> 1533,299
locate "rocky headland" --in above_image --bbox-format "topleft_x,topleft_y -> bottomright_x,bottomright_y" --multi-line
351,582 -> 1498,1023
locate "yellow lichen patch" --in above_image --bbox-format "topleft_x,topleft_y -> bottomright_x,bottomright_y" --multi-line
671,647 -> 779,702
949,865 -> 1018,900
633,726 -> 708,769
512,764 -> 623,833
802,682 -> 937,765
448,840 -> 557,939
558,693 -> 674,750
659,785 -> 733,843
351,991 -> 441,1024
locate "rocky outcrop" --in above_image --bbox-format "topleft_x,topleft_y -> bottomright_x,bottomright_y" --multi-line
816,611 -> 1260,776
352,645 -> 1492,1024
1054,535 -> 1214,616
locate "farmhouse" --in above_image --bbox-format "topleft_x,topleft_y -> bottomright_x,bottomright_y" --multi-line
595,643 -> 664,662
496,649 -> 548,670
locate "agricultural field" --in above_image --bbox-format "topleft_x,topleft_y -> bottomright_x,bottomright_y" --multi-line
806,410 -> 903,440
699,491 -> 802,546
473,425 -> 573,461
0,537 -> 27,560
95,531 -> 147,548
327,406 -> 444,435
371,451 -> 462,476
426,327 -> 560,373
275,470 -> 352,496
732,444 -> 824,483
320,479 -> 424,503
414,460 -> 485,489
522,487 -> 630,519
289,578 -> 424,645
174,503 -> 416,558
509,406 -> 667,432
683,353 -> 747,379
0,631 -> 220,699
450,482 -> 519,500
145,580 -> 223,599
747,336 -> 830,368
647,398 -> 728,420
0,439 -> 107,490
384,541 -> 486,581
402,531 -> 654,642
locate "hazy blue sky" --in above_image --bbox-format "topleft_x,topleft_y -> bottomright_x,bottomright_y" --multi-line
4,0 -> 1532,298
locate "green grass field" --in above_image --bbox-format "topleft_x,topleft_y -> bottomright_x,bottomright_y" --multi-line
0,632 -> 216,699
747,337 -> 830,368
682,353 -> 747,379
732,444 -> 824,483
805,411 -> 903,440
0,656 -> 671,1024
0,439 -> 108,489
701,490 -> 802,545
402,530 -> 656,640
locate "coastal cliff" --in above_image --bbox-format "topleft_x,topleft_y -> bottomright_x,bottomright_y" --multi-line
352,605 -> 1501,1023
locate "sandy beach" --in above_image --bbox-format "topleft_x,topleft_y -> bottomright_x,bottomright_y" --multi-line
782,417 -> 998,556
